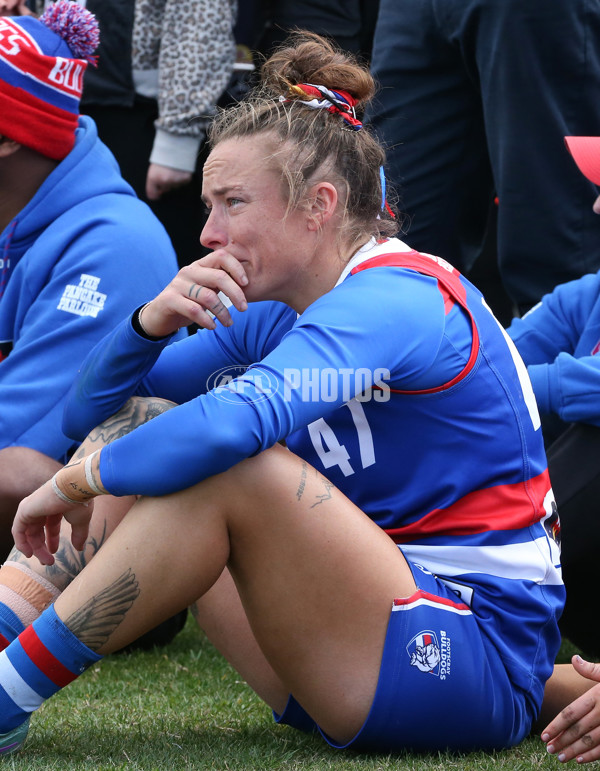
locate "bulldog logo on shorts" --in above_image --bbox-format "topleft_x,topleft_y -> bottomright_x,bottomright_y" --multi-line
406,630 -> 441,675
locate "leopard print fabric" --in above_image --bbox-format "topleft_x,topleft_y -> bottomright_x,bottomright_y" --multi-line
30,0 -> 237,139
132,0 -> 237,138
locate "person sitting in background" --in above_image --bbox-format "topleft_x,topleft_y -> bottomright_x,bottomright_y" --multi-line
508,135 -> 600,661
0,2 -> 184,561
509,134 -> 600,764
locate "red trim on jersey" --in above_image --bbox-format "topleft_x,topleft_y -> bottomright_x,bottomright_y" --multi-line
0,633 -> 9,652
437,285 -> 456,315
350,250 -> 480,393
393,589 -> 470,612
386,469 -> 552,543
19,626 -> 79,688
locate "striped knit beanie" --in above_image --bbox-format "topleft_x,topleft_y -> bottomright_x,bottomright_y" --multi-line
0,1 -> 99,160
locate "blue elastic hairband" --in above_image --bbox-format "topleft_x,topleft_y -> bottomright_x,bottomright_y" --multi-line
379,166 -> 386,211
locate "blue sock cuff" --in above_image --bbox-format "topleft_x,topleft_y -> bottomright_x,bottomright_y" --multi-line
0,604 -> 25,641
33,605 -> 102,674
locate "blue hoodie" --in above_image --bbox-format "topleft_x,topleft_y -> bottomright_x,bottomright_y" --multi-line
508,271 -> 600,427
0,116 -> 182,461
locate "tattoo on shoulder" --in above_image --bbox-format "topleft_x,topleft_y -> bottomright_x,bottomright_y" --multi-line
64,568 -> 140,651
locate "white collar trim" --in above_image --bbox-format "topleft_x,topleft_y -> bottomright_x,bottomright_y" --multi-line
335,237 -> 413,287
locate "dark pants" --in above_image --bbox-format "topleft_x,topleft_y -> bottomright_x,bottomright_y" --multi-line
548,423 -> 600,657
367,0 -> 600,312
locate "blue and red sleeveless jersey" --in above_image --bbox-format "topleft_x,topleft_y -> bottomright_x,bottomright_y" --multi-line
65,237 -> 564,709
284,241 -> 563,704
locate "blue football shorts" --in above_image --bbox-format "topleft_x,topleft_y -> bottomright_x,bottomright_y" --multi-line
274,561 -> 532,753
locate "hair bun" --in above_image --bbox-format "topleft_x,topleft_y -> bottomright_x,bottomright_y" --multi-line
262,31 -> 375,110
40,1 -> 100,64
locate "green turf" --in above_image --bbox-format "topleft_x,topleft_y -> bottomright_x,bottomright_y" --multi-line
1,618 -> 583,770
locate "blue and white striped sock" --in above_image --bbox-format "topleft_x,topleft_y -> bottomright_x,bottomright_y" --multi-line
0,605 -> 102,731
0,604 -> 24,651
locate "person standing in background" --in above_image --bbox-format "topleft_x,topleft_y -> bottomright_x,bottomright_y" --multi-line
366,0 -> 600,318
258,0 -> 379,63
25,0 -> 238,268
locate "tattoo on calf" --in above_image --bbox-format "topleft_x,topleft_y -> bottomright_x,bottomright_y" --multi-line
8,520 -> 109,592
49,520 -> 109,591
65,568 -> 140,651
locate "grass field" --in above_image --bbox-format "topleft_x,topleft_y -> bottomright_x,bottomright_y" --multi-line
2,616 -> 582,770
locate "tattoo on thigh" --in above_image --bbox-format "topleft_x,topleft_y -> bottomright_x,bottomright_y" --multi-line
296,461 -> 308,501
64,568 -> 140,651
311,475 -> 334,508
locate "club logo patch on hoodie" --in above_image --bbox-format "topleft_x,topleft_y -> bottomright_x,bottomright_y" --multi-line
57,273 -> 106,318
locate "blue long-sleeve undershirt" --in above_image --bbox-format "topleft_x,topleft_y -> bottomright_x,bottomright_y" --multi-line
508,271 -> 600,426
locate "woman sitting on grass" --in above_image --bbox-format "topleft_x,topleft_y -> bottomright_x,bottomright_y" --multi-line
0,31 -> 564,757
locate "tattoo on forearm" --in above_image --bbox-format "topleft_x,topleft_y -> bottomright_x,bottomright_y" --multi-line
82,397 -> 176,448
64,568 -> 140,651
311,476 -> 334,508
71,445 -> 87,462
296,461 -> 308,501
88,461 -> 104,495
60,457 -> 95,500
